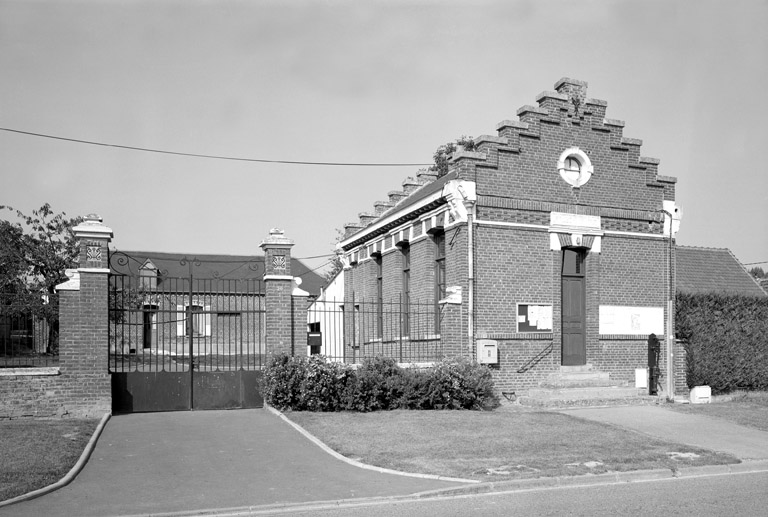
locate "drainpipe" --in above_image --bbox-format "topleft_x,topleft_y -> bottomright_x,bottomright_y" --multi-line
465,198 -> 476,357
660,209 -> 675,400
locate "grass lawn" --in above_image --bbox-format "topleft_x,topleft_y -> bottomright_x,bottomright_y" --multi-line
0,418 -> 99,502
667,391 -> 768,432
287,407 -> 738,482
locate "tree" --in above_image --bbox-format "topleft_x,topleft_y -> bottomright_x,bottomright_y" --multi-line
0,203 -> 83,354
749,266 -> 766,279
428,136 -> 478,177
325,228 -> 345,283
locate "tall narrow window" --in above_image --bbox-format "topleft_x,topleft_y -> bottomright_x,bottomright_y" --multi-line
434,232 -> 446,331
401,244 -> 410,337
375,255 -> 383,339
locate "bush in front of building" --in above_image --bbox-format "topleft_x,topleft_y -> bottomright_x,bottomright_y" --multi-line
344,356 -> 405,411
676,293 -> 768,394
262,354 -> 500,411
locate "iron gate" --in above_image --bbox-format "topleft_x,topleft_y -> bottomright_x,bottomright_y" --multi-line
109,253 -> 265,412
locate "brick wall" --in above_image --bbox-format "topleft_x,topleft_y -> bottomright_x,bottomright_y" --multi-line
0,271 -> 112,419
338,78 -> 680,396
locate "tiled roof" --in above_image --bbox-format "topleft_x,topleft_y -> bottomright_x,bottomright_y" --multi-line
676,246 -> 767,297
378,171 -> 457,220
109,250 -> 325,296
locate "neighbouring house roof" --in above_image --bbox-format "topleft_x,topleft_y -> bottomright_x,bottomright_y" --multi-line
676,246 -> 767,297
109,250 -> 325,296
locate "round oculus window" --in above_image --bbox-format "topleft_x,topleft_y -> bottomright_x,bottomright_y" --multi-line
557,147 -> 593,187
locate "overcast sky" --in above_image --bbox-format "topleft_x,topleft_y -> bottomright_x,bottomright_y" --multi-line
2,0 -> 766,275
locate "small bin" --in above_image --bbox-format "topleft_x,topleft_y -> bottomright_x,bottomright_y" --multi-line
690,385 -> 712,404
635,368 -> 648,389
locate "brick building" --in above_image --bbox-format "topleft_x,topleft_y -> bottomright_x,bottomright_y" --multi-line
338,78 -> 685,399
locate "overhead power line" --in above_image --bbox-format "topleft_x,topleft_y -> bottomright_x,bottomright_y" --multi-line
0,127 -> 432,167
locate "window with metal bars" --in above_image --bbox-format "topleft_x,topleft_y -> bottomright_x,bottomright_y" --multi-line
434,232 -> 446,331
401,244 -> 410,336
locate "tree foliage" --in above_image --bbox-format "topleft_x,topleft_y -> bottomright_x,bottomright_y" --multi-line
325,227 -> 345,283
0,203 -> 83,353
428,136 -> 478,177
749,266 -> 766,279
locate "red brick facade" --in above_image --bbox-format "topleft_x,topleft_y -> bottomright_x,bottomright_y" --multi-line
340,78 -> 684,397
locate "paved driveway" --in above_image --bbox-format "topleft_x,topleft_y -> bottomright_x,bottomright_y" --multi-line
562,405 -> 768,461
2,409 -> 467,517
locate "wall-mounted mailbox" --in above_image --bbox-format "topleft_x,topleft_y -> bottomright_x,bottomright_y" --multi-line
477,339 -> 498,364
307,332 -> 322,355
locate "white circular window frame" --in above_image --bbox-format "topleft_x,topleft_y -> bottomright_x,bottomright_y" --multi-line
557,147 -> 593,188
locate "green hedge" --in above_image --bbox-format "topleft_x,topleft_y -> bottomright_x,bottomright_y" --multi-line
676,293 -> 768,393
262,354 -> 500,412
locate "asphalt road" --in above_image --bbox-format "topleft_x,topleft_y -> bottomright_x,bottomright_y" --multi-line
281,471 -> 768,517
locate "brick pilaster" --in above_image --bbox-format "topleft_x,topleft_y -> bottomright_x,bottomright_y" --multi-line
56,214 -> 113,417
261,229 -> 296,356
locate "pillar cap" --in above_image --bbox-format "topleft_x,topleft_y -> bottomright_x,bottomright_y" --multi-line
260,228 -> 294,249
72,213 -> 113,241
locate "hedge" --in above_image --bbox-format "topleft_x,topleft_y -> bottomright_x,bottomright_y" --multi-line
262,354 -> 500,412
676,293 -> 768,393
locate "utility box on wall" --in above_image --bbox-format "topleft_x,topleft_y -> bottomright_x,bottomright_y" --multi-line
307,332 -> 321,355
477,339 -> 498,364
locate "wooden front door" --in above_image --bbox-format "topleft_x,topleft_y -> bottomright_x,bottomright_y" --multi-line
562,249 -> 586,366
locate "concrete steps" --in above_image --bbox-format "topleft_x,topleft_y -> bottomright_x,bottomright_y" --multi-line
518,365 -> 657,408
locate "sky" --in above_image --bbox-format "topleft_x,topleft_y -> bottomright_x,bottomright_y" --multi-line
1,0 -> 767,276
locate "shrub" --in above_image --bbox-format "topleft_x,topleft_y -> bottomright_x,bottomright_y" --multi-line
344,356 -> 404,411
263,353 -> 500,411
301,355 -> 351,411
420,357 -> 500,410
262,354 -> 308,410
676,293 -> 768,394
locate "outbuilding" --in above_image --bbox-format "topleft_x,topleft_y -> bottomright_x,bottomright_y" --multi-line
338,78 -> 685,400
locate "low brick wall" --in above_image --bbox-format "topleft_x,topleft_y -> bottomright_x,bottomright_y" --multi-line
0,368 -> 110,419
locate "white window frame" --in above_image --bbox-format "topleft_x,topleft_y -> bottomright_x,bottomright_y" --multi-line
177,302 -> 211,337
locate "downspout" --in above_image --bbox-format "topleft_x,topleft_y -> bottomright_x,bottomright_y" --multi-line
661,209 -> 675,400
465,199 -> 476,358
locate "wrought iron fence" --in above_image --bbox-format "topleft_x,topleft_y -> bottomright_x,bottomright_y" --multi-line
0,292 -> 59,368
109,274 -> 266,373
307,294 -> 443,363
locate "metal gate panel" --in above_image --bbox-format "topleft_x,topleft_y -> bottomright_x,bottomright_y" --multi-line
112,372 -> 190,413
109,252 -> 265,413
192,371 -> 263,410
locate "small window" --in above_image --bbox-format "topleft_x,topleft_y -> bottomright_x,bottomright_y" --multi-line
565,156 -> 581,173
177,303 -> 211,337
562,249 -> 585,276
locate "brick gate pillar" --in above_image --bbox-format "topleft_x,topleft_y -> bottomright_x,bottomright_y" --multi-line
261,229 -> 297,356
55,214 -> 113,417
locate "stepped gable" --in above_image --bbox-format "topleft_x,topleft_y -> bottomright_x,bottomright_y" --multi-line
456,77 -> 676,206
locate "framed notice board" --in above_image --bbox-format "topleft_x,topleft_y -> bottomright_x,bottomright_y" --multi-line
517,304 -> 553,333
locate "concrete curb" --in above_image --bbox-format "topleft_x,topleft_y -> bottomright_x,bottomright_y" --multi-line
0,411 -> 111,509
266,404 -> 479,484
120,460 -> 768,517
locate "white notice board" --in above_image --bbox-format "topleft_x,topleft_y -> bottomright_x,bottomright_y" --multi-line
517,304 -> 553,333
599,306 -> 664,335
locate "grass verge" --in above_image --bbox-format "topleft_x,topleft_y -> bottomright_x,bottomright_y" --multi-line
0,418 -> 99,502
287,408 -> 737,482
667,391 -> 768,432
